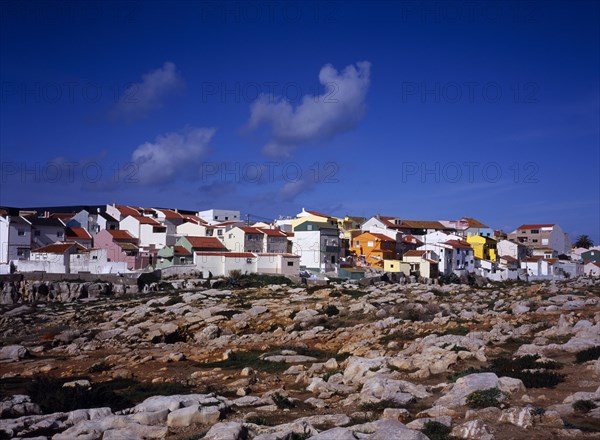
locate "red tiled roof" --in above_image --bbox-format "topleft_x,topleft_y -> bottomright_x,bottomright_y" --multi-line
401,235 -> 423,245
524,256 -> 544,262
377,216 -> 403,229
129,215 -> 164,227
462,217 -> 489,228
174,246 -> 191,255
105,230 -> 137,241
398,220 -> 447,230
443,240 -> 472,249
517,224 -> 555,230
157,209 -> 183,219
368,232 -> 395,242
258,228 -> 287,237
32,243 -> 75,254
65,227 -> 92,240
404,250 -> 427,257
182,214 -> 208,224
307,210 -> 332,218
195,252 -> 254,258
240,226 -> 264,234
500,255 -> 518,262
185,236 -> 228,250
49,212 -> 76,220
115,205 -> 140,217
545,258 -> 559,264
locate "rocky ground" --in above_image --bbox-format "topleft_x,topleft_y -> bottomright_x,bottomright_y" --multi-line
1,276 -> 600,439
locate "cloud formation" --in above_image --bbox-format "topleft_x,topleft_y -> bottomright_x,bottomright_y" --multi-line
130,127 -> 215,184
246,61 -> 371,157
111,62 -> 184,120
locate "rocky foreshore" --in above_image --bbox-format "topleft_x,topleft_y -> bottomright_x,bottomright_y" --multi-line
1,276 -> 600,439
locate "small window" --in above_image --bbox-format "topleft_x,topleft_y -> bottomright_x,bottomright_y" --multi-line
217,230 -> 223,236
92,256 -> 97,260
17,229 -> 25,236
307,225 -> 313,231
531,229 -> 539,234
214,216 -> 218,220
225,216 -> 229,220
367,241 -> 374,247
355,240 -> 359,247
287,261 -> 294,266
57,231 -> 63,237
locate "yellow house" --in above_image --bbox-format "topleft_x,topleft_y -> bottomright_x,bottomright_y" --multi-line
384,249 -> 438,279
466,235 -> 497,261
291,208 -> 338,230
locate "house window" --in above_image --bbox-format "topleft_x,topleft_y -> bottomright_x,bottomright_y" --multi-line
17,229 -> 25,236
92,256 -> 97,260
532,239 -> 538,243
307,225 -> 313,231
531,229 -> 539,234
225,216 -> 229,220
228,233 -> 233,239
217,230 -> 223,236
367,241 -> 374,247
287,261 -> 294,266
355,240 -> 359,247
57,231 -> 63,237
180,257 -> 186,263
17,249 -> 24,257
214,216 -> 218,220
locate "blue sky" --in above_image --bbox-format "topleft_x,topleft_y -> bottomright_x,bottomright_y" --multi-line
1,0 -> 598,242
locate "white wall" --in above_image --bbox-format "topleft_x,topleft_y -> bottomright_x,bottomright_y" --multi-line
0,217 -> 8,264
177,222 -> 209,237
197,209 -> 240,224
292,230 -> 322,269
139,224 -> 166,249
19,252 -> 68,273
256,254 -> 300,276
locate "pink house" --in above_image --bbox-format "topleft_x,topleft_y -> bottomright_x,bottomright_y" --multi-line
93,229 -> 150,270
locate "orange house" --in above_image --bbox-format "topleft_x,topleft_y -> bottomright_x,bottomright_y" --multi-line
351,232 -> 397,266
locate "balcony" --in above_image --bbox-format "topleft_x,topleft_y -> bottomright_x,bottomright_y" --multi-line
321,245 -> 340,253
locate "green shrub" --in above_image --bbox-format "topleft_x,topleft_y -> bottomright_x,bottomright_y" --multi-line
272,392 -> 295,409
420,420 -> 459,440
358,399 -> 407,412
466,388 -> 503,409
573,400 -> 598,413
87,360 -> 111,373
164,294 -> 183,306
575,346 -> 600,363
324,305 -> 339,316
195,350 -> 289,373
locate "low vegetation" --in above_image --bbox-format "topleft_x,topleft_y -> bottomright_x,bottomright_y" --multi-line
466,388 -> 503,409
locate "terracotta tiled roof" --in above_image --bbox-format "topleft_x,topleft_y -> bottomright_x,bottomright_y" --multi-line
545,258 -> 559,264
185,236 -> 228,250
130,215 -> 162,226
105,229 -> 137,241
157,209 -> 183,219
524,256 -> 544,262
240,226 -> 264,234
404,250 -> 427,257
115,205 -> 140,217
257,253 -> 299,257
500,255 -> 518,262
401,235 -> 423,245
258,228 -> 287,237
182,214 -> 208,224
377,216 -> 403,229
49,212 -> 76,220
174,246 -> 191,255
32,243 -> 75,254
463,217 -> 489,228
517,224 -> 555,230
117,242 -> 139,251
444,240 -> 472,249
195,252 -> 254,258
368,232 -> 396,242
65,227 -> 92,240
399,220 -> 447,230
307,210 -> 332,218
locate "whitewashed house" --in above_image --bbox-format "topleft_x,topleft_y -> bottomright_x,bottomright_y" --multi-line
120,215 -> 167,250
28,217 -> 66,249
224,227 -> 288,254
496,239 -> 528,261
508,223 -> 571,255
292,218 -> 340,272
197,209 -> 241,224
0,215 -> 32,263
418,239 -> 474,275
584,261 -> 600,277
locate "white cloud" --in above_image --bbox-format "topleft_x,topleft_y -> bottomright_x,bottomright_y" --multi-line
278,179 -> 315,202
246,61 -> 371,157
130,127 -> 215,184
111,62 -> 184,120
